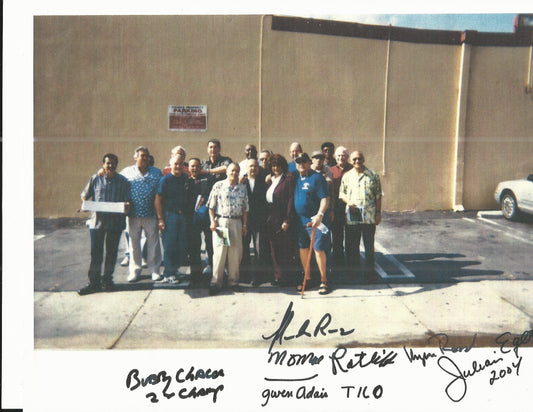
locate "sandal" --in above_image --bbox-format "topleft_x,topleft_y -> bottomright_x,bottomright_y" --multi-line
318,282 -> 330,295
296,279 -> 312,292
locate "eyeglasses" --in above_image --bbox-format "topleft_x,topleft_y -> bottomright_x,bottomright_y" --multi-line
352,157 -> 363,162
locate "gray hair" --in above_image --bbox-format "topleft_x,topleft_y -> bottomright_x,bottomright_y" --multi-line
133,146 -> 150,158
170,145 -> 187,158
335,146 -> 349,156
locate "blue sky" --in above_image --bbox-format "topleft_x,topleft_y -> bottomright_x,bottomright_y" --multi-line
310,14 -> 518,33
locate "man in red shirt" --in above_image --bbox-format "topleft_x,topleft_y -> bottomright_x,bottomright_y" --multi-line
329,146 -> 353,266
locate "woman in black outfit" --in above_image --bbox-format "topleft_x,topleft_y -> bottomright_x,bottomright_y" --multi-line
265,154 -> 296,286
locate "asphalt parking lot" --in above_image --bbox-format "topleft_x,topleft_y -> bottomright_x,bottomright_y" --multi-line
34,210 -> 532,292
33,210 -> 533,349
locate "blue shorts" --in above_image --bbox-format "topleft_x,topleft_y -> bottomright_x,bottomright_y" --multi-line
297,224 -> 331,251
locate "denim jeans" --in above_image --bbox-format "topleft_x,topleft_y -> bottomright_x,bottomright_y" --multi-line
162,211 -> 187,276
88,229 -> 122,284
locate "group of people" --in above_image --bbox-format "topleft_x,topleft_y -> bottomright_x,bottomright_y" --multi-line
78,139 -> 382,297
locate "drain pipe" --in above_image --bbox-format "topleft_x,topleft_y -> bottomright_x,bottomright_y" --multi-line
453,41 -> 471,212
526,41 -> 533,94
381,25 -> 392,176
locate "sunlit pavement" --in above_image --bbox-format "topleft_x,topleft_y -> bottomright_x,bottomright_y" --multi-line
34,211 -> 533,349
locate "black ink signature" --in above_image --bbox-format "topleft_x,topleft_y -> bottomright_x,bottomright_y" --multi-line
330,346 -> 397,375
266,349 -> 324,366
262,301 -> 355,352
126,369 -> 174,402
403,346 -> 437,367
261,385 -> 328,407
437,355 -> 504,402
126,367 -> 225,403
427,333 -> 476,354
495,329 -> 533,358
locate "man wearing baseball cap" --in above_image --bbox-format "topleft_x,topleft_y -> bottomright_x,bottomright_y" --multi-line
293,153 -> 331,295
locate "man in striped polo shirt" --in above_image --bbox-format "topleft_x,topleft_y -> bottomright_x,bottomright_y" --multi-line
79,153 -> 131,295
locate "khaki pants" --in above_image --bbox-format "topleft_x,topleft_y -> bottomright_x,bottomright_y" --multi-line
128,216 -> 161,276
211,217 -> 243,288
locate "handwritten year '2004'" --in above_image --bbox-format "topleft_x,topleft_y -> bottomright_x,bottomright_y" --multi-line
122,301 -> 530,406
260,301 -> 530,405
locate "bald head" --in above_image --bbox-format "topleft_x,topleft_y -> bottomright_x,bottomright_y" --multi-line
351,151 -> 365,172
289,142 -> 303,160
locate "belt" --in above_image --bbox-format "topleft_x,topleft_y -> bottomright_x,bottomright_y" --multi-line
216,214 -> 242,219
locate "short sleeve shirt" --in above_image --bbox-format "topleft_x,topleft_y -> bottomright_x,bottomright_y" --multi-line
120,165 -> 163,218
157,173 -> 189,214
201,155 -> 233,182
81,173 -> 131,231
288,161 -> 297,174
330,164 -> 353,201
187,175 -> 215,214
207,180 -> 249,217
339,167 -> 382,225
294,169 -> 329,226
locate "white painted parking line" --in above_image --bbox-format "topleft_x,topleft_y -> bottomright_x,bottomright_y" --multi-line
375,241 -> 416,279
477,216 -> 510,230
373,260 -> 389,279
361,242 -> 416,280
462,217 -> 533,246
34,234 -> 46,241
477,210 -> 502,218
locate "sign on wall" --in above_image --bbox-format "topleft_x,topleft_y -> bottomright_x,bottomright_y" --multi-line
168,105 -> 207,131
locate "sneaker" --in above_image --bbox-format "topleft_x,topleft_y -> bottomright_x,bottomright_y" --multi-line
120,256 -> 129,266
142,259 -> 148,268
77,283 -> 102,296
151,273 -> 163,281
127,272 -> 140,282
202,265 -> 212,275
157,276 -> 180,284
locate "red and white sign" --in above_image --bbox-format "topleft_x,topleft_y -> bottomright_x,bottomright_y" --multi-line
168,105 -> 207,131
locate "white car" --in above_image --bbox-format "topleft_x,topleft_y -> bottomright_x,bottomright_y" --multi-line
494,174 -> 533,220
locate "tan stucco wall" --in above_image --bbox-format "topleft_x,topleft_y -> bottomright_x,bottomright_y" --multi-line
34,15 -> 533,217
463,46 -> 533,209
34,15 -> 262,217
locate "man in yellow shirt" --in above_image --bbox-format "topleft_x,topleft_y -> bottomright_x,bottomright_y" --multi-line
339,151 -> 382,282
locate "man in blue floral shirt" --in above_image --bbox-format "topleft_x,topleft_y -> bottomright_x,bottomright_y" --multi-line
120,146 -> 163,282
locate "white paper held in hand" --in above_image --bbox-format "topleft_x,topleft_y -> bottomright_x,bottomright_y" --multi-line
81,200 -> 126,213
